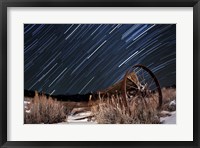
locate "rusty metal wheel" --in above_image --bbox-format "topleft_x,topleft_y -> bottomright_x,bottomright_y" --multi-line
122,64 -> 162,109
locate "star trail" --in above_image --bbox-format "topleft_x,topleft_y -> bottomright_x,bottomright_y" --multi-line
24,24 -> 176,95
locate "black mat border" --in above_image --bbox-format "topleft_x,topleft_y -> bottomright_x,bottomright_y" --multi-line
0,0 -> 199,147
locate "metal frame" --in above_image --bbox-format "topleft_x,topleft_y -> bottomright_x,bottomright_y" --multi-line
122,64 -> 163,109
0,0 -> 199,147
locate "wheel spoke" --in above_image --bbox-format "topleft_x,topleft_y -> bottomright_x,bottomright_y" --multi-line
124,65 -> 162,109
147,78 -> 155,90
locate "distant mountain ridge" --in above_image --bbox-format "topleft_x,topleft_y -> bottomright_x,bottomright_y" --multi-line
24,89 -> 94,102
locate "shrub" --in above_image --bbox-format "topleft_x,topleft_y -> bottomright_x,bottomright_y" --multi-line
24,91 -> 67,124
92,94 -> 160,124
161,88 -> 176,111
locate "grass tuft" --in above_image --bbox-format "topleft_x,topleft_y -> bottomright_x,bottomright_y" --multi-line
24,91 -> 67,124
92,93 -> 160,124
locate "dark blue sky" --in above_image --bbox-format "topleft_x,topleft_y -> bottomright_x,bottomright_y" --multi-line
24,24 -> 176,95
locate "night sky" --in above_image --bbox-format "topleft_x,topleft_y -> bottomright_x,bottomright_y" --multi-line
24,24 -> 176,95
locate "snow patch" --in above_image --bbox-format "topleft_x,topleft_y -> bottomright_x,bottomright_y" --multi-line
160,111 -> 176,124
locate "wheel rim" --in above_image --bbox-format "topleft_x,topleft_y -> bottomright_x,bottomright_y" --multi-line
122,64 -> 162,109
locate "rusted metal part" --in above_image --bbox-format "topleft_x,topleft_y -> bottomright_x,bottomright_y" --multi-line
97,64 -> 163,110
122,64 -> 162,109
121,71 -> 129,110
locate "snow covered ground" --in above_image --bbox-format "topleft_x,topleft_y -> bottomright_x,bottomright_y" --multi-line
24,100 -> 176,124
58,111 -> 97,124
160,111 -> 176,124
65,110 -> 176,124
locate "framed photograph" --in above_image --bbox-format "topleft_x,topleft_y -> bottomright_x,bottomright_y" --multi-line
0,0 -> 199,147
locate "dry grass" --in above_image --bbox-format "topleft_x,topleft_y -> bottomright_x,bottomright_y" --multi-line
24,91 -> 68,124
24,87 -> 176,124
161,87 -> 176,111
91,87 -> 176,124
91,93 -> 160,124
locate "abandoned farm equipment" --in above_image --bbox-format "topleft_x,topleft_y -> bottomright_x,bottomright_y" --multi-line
96,64 -> 163,110
71,64 -> 163,120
